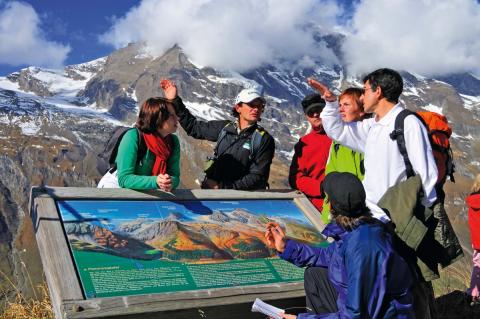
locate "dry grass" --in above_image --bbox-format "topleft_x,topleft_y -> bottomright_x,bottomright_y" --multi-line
0,269 -> 54,319
433,255 -> 472,297
0,285 -> 54,319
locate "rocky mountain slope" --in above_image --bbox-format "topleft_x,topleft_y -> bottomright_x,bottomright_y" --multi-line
63,208 -> 321,263
0,35 -> 479,302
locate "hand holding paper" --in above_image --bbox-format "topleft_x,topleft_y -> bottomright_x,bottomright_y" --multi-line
251,298 -> 284,319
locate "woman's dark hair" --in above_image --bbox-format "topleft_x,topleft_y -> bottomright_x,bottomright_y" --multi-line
136,97 -> 171,134
362,68 -> 403,104
330,208 -> 376,231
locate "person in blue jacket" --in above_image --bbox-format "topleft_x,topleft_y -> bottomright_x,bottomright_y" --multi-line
265,172 -> 414,319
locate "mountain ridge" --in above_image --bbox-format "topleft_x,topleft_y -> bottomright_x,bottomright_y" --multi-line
0,36 -> 479,300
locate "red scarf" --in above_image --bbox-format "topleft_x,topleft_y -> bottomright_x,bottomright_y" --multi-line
143,133 -> 173,175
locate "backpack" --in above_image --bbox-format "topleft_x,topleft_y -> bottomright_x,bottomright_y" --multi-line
389,109 -> 455,186
97,127 -> 147,174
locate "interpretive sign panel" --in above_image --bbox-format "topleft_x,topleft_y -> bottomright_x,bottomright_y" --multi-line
31,187 -> 326,319
57,199 -> 326,298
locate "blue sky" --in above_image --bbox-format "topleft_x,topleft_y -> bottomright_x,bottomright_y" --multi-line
57,199 -> 310,229
0,0 -> 139,75
0,0 -> 479,77
29,1 -> 139,62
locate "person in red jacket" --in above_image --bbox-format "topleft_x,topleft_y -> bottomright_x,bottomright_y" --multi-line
289,94 -> 332,215
467,173 -> 480,303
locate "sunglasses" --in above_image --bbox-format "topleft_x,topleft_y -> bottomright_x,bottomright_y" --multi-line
244,101 -> 266,109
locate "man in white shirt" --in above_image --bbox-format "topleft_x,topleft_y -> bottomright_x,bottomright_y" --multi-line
309,68 -> 438,223
309,68 -> 439,319
308,69 -> 438,318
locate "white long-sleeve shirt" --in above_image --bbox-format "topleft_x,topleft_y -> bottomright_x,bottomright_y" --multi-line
321,101 -> 438,222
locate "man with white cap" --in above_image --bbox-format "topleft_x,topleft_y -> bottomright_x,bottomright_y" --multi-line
161,80 -> 275,190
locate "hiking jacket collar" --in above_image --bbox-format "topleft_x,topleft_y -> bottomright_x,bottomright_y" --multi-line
376,103 -> 404,126
225,121 -> 259,135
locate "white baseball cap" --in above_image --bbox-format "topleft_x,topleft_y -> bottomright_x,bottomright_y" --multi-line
235,88 -> 266,105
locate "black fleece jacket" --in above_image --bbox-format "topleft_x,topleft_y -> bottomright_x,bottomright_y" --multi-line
172,96 -> 275,190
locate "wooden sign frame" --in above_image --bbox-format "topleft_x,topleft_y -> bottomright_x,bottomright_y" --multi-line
30,187 -> 325,319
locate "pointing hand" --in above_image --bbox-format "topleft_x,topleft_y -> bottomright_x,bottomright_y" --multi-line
265,222 -> 287,253
307,78 -> 337,102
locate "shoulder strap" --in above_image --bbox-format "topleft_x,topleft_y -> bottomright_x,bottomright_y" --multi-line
213,122 -> 265,161
107,127 -> 131,165
389,109 -> 416,178
333,142 -> 340,156
135,127 -> 147,165
107,127 -> 146,173
358,152 -> 365,176
249,127 -> 266,160
213,122 -> 234,159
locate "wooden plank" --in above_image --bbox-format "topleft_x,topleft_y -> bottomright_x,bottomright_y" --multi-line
31,187 -> 304,201
63,286 -> 305,318
293,197 -> 326,233
64,296 -> 307,319
32,197 -> 84,319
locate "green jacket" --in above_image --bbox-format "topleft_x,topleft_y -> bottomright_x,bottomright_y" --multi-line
116,129 -> 180,190
321,142 -> 365,222
378,175 -> 463,281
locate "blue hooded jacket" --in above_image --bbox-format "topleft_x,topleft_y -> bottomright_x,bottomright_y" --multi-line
279,222 -> 414,319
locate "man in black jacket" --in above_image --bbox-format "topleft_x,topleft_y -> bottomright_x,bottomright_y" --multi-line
160,80 -> 275,190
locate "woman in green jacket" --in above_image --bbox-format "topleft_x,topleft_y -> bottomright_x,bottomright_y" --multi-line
99,97 -> 180,190
321,88 -> 369,221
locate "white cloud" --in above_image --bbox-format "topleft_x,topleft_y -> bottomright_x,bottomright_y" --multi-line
101,0 -> 342,72
343,0 -> 480,77
0,1 -> 70,68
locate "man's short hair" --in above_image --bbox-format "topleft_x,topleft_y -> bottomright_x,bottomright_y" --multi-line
362,68 -> 403,104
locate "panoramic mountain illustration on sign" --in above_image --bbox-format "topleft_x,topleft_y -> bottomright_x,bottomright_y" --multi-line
0,0 -> 479,318
56,199 -> 325,298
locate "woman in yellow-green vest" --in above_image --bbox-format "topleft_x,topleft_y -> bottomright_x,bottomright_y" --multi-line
321,88 -> 371,223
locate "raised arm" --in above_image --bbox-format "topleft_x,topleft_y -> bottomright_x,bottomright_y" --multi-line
308,78 -> 369,153
161,79 -> 227,141
307,78 -> 337,102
